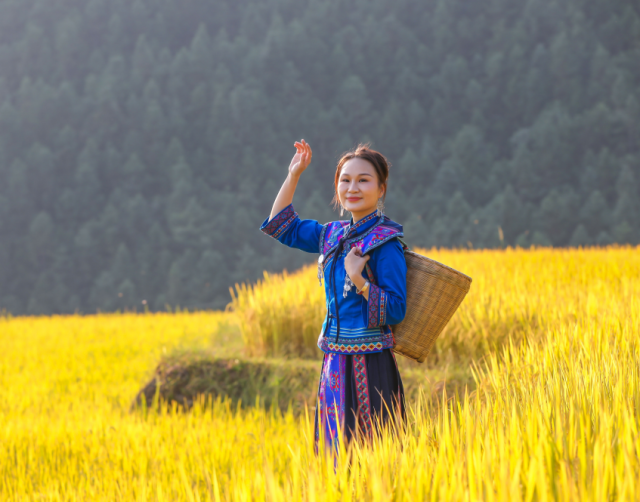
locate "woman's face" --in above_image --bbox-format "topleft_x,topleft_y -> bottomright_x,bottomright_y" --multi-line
338,157 -> 384,221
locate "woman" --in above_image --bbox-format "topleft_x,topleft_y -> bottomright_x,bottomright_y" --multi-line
259,139 -> 407,450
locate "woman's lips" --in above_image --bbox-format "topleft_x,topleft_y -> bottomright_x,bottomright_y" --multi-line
346,197 -> 361,202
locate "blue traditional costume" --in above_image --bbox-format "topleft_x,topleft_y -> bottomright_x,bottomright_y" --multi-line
260,203 -> 407,449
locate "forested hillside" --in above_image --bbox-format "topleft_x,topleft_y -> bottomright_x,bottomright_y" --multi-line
0,0 -> 639,315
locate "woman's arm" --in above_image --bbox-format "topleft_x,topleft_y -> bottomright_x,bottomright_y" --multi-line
351,240 -> 407,327
260,140 -> 323,254
268,140 -> 312,222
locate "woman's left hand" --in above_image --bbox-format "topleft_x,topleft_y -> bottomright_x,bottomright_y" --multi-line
344,247 -> 369,288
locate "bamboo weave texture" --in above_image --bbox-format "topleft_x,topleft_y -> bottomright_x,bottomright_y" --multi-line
391,251 -> 472,363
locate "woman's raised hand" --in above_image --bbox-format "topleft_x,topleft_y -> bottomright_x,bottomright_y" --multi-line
289,139 -> 312,177
268,140 -> 311,221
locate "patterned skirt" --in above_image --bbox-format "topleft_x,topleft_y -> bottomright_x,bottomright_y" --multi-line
314,349 -> 405,451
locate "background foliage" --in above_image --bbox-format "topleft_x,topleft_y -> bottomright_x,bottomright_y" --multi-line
1,0 -> 639,314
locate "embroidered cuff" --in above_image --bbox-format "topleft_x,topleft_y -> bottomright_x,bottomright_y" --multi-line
357,263 -> 375,296
366,283 -> 388,328
260,204 -> 298,239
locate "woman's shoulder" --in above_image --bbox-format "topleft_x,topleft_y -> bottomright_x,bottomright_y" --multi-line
361,215 -> 404,253
367,234 -> 406,276
377,215 -> 403,235
369,234 -> 406,258
366,215 -> 404,242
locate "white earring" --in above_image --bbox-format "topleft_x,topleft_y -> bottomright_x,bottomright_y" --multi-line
376,198 -> 384,217
340,205 -> 344,217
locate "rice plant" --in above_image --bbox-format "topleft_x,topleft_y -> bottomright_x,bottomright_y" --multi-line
1,246 -> 639,500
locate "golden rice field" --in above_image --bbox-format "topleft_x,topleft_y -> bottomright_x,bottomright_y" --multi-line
1,246 -> 640,500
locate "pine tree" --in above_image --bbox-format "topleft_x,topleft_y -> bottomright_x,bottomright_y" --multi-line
579,190 -> 611,238
27,211 -> 55,273
196,250 -> 227,309
569,224 -> 591,247
612,166 -> 640,243
534,188 -> 580,245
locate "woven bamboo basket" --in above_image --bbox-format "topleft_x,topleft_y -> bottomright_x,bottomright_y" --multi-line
391,251 -> 472,363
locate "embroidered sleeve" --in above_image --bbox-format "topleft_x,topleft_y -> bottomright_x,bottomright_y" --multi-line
260,204 -> 297,239
366,283 -> 388,328
362,239 -> 407,328
259,203 -> 323,253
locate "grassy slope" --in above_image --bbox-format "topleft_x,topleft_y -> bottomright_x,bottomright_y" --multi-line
133,350 -> 460,414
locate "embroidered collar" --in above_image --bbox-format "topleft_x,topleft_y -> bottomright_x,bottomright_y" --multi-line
344,210 -> 379,238
320,210 -> 403,259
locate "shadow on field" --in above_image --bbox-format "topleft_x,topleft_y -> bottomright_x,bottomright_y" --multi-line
131,349 -> 476,414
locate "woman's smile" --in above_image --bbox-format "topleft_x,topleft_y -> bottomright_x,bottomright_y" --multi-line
338,157 -> 385,222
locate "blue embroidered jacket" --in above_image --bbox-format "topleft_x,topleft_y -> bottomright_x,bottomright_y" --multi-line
260,204 -> 407,355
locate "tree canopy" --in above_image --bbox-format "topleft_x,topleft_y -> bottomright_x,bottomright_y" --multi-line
0,0 -> 639,314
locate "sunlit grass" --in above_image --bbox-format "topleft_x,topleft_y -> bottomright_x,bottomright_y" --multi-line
1,246 -> 639,500
231,246 -> 639,365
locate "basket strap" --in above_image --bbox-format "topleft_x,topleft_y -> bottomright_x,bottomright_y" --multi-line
364,262 -> 376,286
397,237 -> 410,251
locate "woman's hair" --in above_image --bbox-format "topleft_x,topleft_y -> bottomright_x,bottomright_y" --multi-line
332,143 -> 390,209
